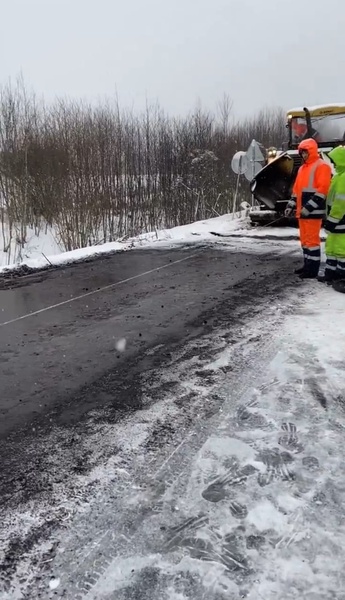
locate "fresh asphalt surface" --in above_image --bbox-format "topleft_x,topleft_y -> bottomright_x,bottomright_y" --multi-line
0,243 -> 298,440
0,241 -> 302,597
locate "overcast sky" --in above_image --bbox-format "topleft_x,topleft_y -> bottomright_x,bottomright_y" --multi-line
1,0 -> 344,119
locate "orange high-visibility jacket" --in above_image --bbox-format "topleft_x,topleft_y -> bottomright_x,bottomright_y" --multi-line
289,138 -> 332,219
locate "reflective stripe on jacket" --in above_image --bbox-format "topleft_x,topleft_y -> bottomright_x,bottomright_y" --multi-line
326,146 -> 345,234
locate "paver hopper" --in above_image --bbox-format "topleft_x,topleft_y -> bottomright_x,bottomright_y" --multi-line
249,104 -> 345,225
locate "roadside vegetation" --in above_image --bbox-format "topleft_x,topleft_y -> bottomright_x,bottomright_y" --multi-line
0,77 -> 285,263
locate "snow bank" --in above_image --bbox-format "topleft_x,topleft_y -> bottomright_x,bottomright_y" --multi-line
0,213 -> 249,274
0,210 -> 327,275
0,224 -> 63,270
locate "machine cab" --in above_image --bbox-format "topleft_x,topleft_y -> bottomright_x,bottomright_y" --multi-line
286,104 -> 345,150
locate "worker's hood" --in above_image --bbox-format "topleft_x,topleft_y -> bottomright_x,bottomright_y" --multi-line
328,146 -> 345,173
298,138 -> 319,163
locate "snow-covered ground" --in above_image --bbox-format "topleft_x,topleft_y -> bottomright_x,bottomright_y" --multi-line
68,285 -> 345,600
142,286 -> 345,600
0,211 -> 321,274
2,270 -> 345,599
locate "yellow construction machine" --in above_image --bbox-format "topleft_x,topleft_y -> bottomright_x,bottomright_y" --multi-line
249,104 -> 345,225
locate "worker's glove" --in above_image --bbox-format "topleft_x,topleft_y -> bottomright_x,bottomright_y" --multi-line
324,219 -> 337,233
301,207 -> 310,218
284,207 -> 293,217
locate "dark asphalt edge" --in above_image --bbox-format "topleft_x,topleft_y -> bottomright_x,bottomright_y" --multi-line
212,232 -> 300,241
0,231 -> 302,285
0,246 -> 130,282
0,241 -> 214,285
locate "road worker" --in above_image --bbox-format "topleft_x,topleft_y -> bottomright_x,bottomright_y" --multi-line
285,138 -> 332,278
319,145 -> 345,284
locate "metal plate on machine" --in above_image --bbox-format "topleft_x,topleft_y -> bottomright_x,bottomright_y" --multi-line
250,153 -> 295,210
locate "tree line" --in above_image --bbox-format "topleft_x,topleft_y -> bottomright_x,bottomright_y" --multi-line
0,78 -> 286,257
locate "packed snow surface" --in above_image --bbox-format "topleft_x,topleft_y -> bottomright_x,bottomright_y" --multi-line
81,285 -> 345,599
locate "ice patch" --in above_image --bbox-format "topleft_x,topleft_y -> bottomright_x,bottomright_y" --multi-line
199,436 -> 256,463
49,576 -> 60,590
85,555 -> 165,598
246,499 -> 287,533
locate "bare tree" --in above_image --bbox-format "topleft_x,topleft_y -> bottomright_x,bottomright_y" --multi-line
0,78 -> 286,263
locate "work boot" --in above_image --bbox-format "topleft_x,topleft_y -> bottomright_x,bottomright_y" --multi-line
298,262 -> 320,279
317,275 -> 333,284
299,271 -> 319,279
294,257 -> 307,275
332,279 -> 345,294
317,270 -> 335,284
294,266 -> 305,275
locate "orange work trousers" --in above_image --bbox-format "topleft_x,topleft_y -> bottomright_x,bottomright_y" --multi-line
298,219 -> 322,249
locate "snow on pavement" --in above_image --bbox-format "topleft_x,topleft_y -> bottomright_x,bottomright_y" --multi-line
77,284 -> 345,600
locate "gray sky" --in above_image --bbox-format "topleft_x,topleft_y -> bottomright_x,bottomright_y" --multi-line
1,0 -> 344,119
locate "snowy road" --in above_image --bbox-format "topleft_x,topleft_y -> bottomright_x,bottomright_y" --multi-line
1,240 -> 345,599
